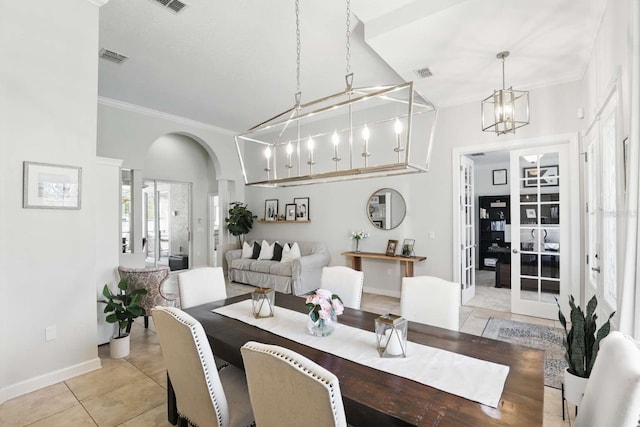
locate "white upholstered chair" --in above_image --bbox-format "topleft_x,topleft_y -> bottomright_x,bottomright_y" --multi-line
319,266 -> 364,309
151,307 -> 254,427
178,267 -> 227,309
575,331 -> 640,427
241,341 -> 347,427
400,276 -> 460,331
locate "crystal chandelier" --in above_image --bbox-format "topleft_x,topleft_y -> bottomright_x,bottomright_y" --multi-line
235,0 -> 438,187
481,51 -> 529,135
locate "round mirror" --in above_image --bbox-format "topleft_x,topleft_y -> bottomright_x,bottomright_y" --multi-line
367,188 -> 406,230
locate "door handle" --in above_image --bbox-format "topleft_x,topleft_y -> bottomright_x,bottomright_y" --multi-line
591,267 -> 601,273
512,249 -> 519,254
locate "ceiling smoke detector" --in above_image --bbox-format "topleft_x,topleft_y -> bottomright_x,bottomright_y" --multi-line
152,0 -> 188,13
99,48 -> 128,64
413,66 -> 433,79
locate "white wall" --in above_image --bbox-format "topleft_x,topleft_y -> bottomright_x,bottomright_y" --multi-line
0,0 -> 102,402
245,80 -> 585,297
144,134 -> 216,267
97,101 -> 247,267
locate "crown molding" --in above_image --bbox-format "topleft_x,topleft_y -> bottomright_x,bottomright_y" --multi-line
98,97 -> 236,136
86,0 -> 110,6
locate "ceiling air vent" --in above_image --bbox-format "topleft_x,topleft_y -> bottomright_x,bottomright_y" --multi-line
413,66 -> 433,79
152,0 -> 188,13
99,48 -> 128,64
470,153 -> 486,157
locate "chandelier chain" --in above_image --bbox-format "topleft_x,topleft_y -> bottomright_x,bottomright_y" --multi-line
345,0 -> 351,74
295,0 -> 301,94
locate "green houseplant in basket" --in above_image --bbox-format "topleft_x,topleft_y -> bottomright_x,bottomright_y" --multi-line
100,277 -> 147,358
557,294 -> 615,405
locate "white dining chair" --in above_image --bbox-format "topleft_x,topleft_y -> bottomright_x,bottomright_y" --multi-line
151,306 -> 254,427
241,341 -> 347,427
400,276 -> 460,331
178,266 -> 227,309
319,266 -> 364,309
575,331 -> 640,427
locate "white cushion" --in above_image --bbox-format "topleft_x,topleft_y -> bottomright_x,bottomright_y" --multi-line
241,241 -> 253,259
280,242 -> 301,263
258,240 -> 275,260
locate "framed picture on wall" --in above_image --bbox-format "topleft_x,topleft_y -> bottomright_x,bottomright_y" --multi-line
492,169 -> 507,185
523,165 -> 559,187
23,161 -> 82,209
264,199 -> 278,221
294,197 -> 309,221
285,203 -> 297,221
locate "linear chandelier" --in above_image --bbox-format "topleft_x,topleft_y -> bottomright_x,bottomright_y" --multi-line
481,51 -> 530,135
235,0 -> 438,187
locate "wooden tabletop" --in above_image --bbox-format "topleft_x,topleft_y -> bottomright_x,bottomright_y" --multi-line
341,251 -> 427,262
185,293 -> 544,427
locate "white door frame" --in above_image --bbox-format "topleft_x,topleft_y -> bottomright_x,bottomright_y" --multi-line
452,133 -> 581,314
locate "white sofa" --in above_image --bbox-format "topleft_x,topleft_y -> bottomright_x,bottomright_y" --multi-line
225,239 -> 330,296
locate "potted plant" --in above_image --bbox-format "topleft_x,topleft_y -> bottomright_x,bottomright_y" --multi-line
557,294 -> 615,405
225,201 -> 257,246
100,278 -> 147,358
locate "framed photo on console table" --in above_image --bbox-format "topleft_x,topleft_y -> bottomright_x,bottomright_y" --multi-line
23,161 -> 82,209
401,239 -> 415,257
294,197 -> 310,221
385,240 -> 399,256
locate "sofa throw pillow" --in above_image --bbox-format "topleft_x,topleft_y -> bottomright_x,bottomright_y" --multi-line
251,241 -> 262,259
280,242 -> 301,263
272,242 -> 284,261
241,241 -> 253,259
258,240 -> 275,260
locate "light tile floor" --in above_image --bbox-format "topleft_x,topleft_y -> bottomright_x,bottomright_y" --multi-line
0,280 -> 575,426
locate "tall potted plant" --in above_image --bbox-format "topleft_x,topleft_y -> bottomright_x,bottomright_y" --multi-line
557,294 -> 615,405
100,278 -> 147,358
225,201 -> 257,246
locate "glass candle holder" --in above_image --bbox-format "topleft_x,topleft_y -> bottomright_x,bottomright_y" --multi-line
375,314 -> 408,358
251,288 -> 275,318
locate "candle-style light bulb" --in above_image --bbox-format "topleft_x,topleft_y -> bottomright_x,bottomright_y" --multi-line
331,130 -> 341,168
264,146 -> 271,177
307,137 -> 315,164
362,125 -> 371,165
285,143 -> 293,168
393,117 -> 404,160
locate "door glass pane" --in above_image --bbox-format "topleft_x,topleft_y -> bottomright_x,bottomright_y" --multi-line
121,169 -> 132,253
517,152 -> 561,305
143,181 -> 156,264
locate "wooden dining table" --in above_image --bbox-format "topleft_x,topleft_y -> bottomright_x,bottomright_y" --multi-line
174,292 -> 544,426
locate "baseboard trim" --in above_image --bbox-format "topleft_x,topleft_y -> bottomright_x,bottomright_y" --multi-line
363,286 -> 401,299
0,358 -> 102,404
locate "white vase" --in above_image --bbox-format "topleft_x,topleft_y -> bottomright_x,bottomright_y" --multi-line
564,369 -> 588,406
110,334 -> 130,359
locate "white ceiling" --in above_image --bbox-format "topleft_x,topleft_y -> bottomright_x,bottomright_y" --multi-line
98,0 -> 607,132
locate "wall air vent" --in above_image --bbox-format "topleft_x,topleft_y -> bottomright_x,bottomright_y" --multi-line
413,66 -> 433,79
152,0 -> 188,13
99,48 -> 128,64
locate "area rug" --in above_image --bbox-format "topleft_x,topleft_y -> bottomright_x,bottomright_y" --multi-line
482,317 -> 567,389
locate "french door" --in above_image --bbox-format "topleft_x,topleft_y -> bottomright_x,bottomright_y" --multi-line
460,156 -> 476,304
143,180 -> 191,270
509,144 -> 569,318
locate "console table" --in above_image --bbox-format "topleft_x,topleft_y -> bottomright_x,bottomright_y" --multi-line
342,251 -> 427,277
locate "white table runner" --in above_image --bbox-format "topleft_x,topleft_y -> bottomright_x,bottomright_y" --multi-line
213,300 -> 509,407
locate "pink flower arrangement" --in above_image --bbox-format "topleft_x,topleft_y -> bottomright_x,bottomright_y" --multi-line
305,289 -> 344,323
